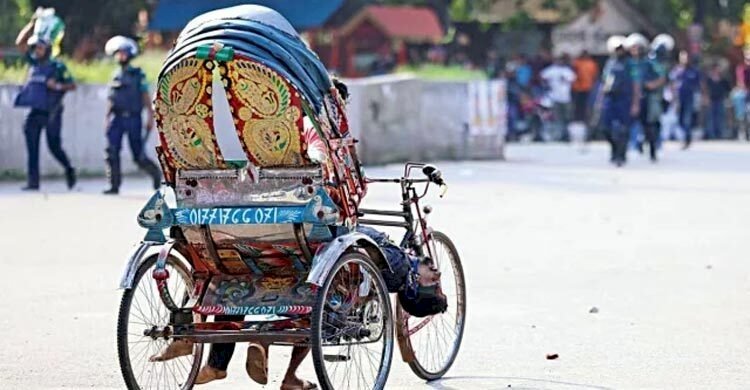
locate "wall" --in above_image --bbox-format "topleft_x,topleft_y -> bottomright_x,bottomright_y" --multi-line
0,84 -> 159,178
0,75 -> 502,178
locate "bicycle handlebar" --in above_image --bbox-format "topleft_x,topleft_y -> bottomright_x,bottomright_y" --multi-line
366,164 -> 448,197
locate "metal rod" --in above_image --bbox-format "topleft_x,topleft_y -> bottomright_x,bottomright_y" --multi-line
367,178 -> 401,183
358,208 -> 409,217
173,330 -> 310,344
358,219 -> 410,228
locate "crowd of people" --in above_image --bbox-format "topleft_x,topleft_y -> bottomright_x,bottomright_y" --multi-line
502,34 -> 750,166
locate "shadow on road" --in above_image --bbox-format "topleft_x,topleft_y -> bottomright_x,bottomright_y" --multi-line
427,375 -> 614,390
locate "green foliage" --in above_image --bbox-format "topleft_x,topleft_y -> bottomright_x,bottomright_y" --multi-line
28,0 -> 149,56
0,0 -> 32,46
396,64 -> 487,80
448,0 -> 493,21
504,11 -> 534,31
0,50 -> 166,83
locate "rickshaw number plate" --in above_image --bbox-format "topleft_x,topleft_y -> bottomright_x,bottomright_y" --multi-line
174,206 -> 305,225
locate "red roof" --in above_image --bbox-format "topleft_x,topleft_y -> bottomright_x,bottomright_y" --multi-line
343,5 -> 444,43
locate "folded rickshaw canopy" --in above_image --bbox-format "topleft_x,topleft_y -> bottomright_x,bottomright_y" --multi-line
160,4 -> 333,112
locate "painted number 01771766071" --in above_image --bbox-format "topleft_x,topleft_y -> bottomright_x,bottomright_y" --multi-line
175,207 -> 303,225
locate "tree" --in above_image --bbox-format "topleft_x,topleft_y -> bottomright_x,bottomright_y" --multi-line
29,0 -> 149,58
0,0 -> 32,47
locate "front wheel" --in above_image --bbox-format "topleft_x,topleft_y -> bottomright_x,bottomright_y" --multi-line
398,231 -> 466,381
116,254 -> 203,389
311,252 -> 394,390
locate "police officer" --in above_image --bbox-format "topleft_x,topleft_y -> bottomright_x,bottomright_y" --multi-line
102,36 -> 161,194
601,36 -> 639,167
14,18 -> 77,191
642,34 -> 674,161
628,33 -> 667,162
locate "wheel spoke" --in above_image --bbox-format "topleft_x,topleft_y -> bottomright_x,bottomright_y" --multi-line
317,255 -> 391,389
121,257 -> 199,390
404,234 -> 465,378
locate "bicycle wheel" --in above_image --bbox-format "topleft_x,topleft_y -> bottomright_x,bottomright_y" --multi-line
311,252 -> 394,390
398,231 -> 466,381
117,254 -> 203,389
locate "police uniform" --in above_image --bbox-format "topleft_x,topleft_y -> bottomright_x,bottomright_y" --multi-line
629,55 -> 664,160
640,57 -> 667,160
674,64 -> 702,147
105,65 -> 161,192
601,57 -> 635,165
14,54 -> 76,189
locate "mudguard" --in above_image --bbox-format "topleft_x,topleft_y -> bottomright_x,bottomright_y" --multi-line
306,231 -> 392,287
118,241 -> 162,289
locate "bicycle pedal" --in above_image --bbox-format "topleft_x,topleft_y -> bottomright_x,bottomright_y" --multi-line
323,354 -> 351,362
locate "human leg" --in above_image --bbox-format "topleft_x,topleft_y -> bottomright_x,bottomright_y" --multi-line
644,121 -> 660,161
126,116 -> 161,189
23,110 -> 44,189
612,121 -> 629,166
105,116 -> 125,193
205,315 -> 243,371
679,101 -> 693,148
281,346 -> 316,390
710,100 -> 724,140
44,109 -> 76,188
45,108 -> 76,188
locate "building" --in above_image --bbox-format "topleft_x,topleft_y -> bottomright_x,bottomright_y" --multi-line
148,0 -> 345,48
317,5 -> 444,77
552,0 -> 657,57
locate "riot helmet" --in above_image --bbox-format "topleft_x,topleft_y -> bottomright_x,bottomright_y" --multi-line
105,35 -> 139,64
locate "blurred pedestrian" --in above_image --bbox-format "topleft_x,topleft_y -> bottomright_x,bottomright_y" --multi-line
704,63 -> 730,140
624,33 -> 649,154
733,49 -> 750,140
102,36 -> 161,194
13,16 -> 77,191
541,54 -> 577,142
631,33 -> 669,162
601,36 -> 637,166
572,50 -> 598,124
646,34 -> 674,157
730,87 -> 748,140
670,51 -> 703,149
514,53 -> 533,91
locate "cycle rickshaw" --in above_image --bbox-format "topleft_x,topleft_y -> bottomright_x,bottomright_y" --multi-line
116,5 -> 466,389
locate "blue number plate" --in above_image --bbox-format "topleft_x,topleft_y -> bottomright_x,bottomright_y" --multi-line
173,206 -> 306,225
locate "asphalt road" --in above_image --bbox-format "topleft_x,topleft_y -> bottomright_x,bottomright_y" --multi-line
1,142 -> 748,389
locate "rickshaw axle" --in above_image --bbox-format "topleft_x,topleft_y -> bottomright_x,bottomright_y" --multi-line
143,325 -> 172,340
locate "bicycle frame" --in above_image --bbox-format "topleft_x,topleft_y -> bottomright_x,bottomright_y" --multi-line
359,162 -> 436,259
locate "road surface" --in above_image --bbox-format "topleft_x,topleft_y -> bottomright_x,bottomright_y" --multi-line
1,142 -> 748,389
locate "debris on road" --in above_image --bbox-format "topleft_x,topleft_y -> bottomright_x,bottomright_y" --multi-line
546,353 -> 559,360
589,306 -> 599,314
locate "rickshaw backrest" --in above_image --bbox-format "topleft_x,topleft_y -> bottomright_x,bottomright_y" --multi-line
154,55 -> 314,170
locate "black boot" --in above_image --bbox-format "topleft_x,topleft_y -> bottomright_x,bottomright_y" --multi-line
65,168 -> 77,190
104,153 -> 121,195
136,157 -> 162,190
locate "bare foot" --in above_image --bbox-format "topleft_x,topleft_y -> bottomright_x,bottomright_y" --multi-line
280,376 -> 317,390
245,343 -> 268,385
148,339 -> 194,362
195,365 -> 227,385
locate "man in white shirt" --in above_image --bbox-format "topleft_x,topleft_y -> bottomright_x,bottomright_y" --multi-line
541,55 -> 577,141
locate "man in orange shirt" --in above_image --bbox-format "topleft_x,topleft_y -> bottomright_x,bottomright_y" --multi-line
572,50 -> 599,125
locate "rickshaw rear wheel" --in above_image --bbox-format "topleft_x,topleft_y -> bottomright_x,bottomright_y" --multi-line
117,254 -> 204,390
311,251 -> 394,390
398,231 -> 466,381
